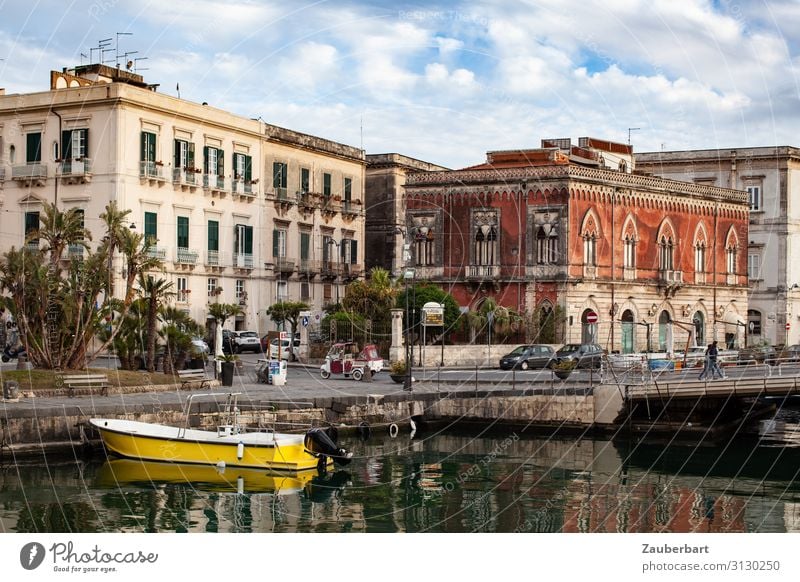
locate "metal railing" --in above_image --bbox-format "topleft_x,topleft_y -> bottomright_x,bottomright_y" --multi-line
234,253 -> 254,269
176,248 -> 199,264
58,158 -> 92,177
12,163 -> 47,180
172,168 -> 197,186
203,174 -> 226,191
140,161 -> 165,180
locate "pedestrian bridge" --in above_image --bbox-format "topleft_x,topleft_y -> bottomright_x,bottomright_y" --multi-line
625,375 -> 800,402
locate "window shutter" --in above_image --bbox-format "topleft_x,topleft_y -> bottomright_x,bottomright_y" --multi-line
144,212 -> 158,244
273,162 -> 280,189
300,232 -> 310,260
81,129 -> 89,159
244,226 -> 254,254
234,224 -> 241,254
273,229 -> 280,257
323,173 -> 331,197
203,146 -> 209,174
177,216 -> 189,248
207,220 -> 219,252
322,236 -> 330,263
244,155 -> 252,182
140,132 -> 146,162
340,241 -> 346,262
188,142 -> 195,170
351,240 -> 358,264
174,139 -> 181,168
62,130 -> 72,160
218,149 -> 224,177
26,133 -> 42,163
344,177 -> 352,201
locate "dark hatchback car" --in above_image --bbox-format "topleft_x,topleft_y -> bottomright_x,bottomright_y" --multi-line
499,344 -> 555,370
554,343 -> 604,369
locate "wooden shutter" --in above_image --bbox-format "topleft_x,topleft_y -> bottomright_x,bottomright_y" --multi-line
350,240 -> 358,264
217,149 -> 224,177
62,130 -> 72,160
273,229 -> 280,257
244,226 -> 253,254
188,142 -> 195,170
26,133 -> 42,163
244,155 -> 252,182
207,220 -> 219,252
174,139 -> 181,168
300,232 -> 310,260
177,216 -> 189,248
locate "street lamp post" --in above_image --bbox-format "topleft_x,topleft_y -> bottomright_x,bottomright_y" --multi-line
397,227 -> 415,391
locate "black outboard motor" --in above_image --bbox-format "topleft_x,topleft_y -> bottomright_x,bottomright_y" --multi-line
304,427 -> 352,468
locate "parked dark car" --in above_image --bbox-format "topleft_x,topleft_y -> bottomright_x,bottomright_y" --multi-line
777,345 -> 800,363
554,343 -> 604,369
499,344 -> 555,370
738,345 -> 777,365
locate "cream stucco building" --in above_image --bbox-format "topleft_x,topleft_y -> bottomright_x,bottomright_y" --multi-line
0,64 -> 365,333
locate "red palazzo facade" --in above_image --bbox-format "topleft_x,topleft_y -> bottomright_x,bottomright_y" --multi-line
403,139 -> 750,353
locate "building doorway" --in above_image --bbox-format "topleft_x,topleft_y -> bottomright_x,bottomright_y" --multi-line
658,310 -> 672,352
581,309 -> 598,344
621,310 -> 635,354
693,311 -> 705,346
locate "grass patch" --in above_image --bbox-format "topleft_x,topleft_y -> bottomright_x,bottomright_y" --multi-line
0,368 -> 182,392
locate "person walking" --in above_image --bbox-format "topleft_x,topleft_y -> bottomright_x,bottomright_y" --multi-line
708,340 -> 725,379
698,343 -> 712,380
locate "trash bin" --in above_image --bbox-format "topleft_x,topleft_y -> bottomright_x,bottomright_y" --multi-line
267,360 -> 287,386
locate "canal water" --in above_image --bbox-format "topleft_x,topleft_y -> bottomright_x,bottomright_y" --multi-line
1,407 -> 799,533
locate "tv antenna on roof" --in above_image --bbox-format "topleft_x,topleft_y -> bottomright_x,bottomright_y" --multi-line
627,127 -> 641,145
133,57 -> 149,72
115,32 -> 133,67
90,38 -> 112,65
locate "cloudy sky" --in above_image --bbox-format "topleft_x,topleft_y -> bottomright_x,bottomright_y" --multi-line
1,0 -> 798,168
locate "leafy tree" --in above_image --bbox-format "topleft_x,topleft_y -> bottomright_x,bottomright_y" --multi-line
342,267 -> 397,324
0,201 -> 162,369
395,282 -> 460,340
265,301 -> 310,335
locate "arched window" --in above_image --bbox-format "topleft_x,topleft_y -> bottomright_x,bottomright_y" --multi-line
726,228 -> 739,275
624,234 -> 636,269
693,311 -> 705,346
694,241 -> 706,273
536,227 -> 547,265
747,309 -> 762,336
473,212 -> 498,267
581,309 -> 598,344
9,144 -> 15,164
621,309 -> 635,354
659,235 -> 674,271
580,210 -> 599,267
658,310 -> 672,352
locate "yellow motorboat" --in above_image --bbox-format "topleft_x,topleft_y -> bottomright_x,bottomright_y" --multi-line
96,458 -> 315,494
90,393 -> 352,473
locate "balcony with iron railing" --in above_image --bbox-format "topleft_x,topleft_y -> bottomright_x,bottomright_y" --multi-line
275,257 -> 296,274
341,200 -> 361,216
12,163 -> 48,186
146,246 -> 167,260
0,166 -> 6,184
173,168 -> 198,189
176,247 -> 199,265
57,158 -> 92,184
140,161 -> 166,183
234,253 -> 254,269
206,250 -> 221,267
298,259 -> 319,277
321,260 -> 339,279
231,179 -> 255,197
466,264 -> 500,279
341,262 -> 364,279
203,173 -> 226,194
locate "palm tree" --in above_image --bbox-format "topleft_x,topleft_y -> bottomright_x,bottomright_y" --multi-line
98,202 -> 132,298
28,202 -> 91,271
139,274 -> 175,373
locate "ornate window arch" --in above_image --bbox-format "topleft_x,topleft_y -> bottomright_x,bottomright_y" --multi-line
694,222 -> 708,274
580,208 -> 600,267
473,210 -> 498,266
621,213 -> 638,270
725,226 -> 739,274
656,219 -> 676,272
